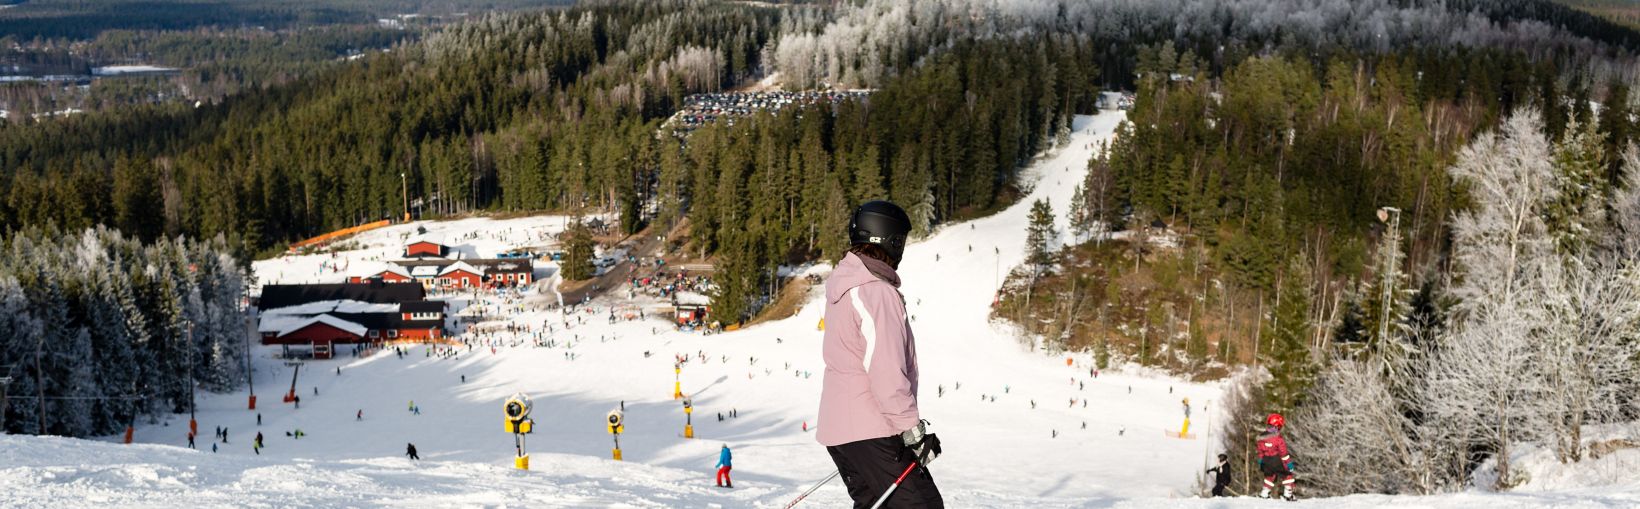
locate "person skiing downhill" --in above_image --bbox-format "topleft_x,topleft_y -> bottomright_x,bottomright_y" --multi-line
1257,413 -> 1297,500
817,201 -> 943,508
715,444 -> 733,488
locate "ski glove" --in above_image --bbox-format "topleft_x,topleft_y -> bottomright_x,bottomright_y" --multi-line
901,420 -> 942,465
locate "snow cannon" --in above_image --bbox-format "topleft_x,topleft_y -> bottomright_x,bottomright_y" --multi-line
503,393 -> 534,434
503,393 -> 535,470
682,397 -> 695,439
607,408 -> 626,461
673,363 -> 684,400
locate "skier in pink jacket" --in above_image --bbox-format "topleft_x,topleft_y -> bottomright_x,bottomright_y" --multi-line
817,201 -> 943,508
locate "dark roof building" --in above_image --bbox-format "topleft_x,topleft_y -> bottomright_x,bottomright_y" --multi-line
258,282 -> 426,311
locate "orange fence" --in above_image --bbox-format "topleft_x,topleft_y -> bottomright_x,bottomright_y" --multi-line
288,219 -> 392,251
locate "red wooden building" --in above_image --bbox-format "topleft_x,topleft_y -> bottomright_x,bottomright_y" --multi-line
257,282 -> 447,358
437,261 -> 484,288
404,239 -> 448,258
348,266 -> 414,284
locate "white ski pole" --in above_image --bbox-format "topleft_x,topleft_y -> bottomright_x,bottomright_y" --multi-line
783,469 -> 840,509
868,448 -> 934,509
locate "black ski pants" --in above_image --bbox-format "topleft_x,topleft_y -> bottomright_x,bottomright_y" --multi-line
826,435 -> 943,509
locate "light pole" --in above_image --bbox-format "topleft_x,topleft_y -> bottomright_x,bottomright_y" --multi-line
246,315 -> 256,410
0,375 -> 11,434
188,322 -> 197,438
1375,207 -> 1402,347
35,326 -> 44,434
401,172 -> 410,222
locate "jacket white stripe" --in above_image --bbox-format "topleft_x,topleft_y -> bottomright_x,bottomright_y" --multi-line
849,287 -> 877,371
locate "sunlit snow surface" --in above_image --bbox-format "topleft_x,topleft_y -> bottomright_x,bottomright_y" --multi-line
3,112 -> 1637,508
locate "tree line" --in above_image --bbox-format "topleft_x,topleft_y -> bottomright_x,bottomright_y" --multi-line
0,0 -> 779,260
0,227 -> 248,437
686,37 -> 1098,321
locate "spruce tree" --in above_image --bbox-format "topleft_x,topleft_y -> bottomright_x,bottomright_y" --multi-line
1025,199 -> 1058,277
562,218 -> 596,281
1264,256 -> 1316,414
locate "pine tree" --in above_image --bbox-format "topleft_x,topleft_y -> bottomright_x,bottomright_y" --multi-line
1263,256 -> 1315,415
819,177 -> 851,263
562,218 -> 596,281
1546,120 -> 1608,254
851,146 -> 885,203
1025,199 -> 1057,277
0,274 -> 40,434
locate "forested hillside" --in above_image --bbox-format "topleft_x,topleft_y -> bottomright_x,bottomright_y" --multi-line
1,3 -> 1639,498
4,0 -> 1640,349
0,0 -> 571,40
0,227 -> 246,436
5,0 -> 1635,324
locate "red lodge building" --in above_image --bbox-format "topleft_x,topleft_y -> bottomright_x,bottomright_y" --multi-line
256,281 -> 447,358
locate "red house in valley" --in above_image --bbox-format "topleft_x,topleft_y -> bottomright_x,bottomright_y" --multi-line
347,266 -> 414,284
257,282 -> 447,358
437,261 -> 484,288
404,239 -> 448,258
393,258 -> 535,289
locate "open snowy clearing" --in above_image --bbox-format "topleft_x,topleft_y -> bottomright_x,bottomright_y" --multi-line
2,111 -> 1636,507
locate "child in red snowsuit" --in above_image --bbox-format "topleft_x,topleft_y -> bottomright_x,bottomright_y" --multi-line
1256,413 -> 1296,500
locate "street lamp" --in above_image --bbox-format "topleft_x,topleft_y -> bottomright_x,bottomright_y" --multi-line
188,322 -> 197,439
0,375 -> 11,434
1376,207 -> 1402,348
400,172 -> 410,222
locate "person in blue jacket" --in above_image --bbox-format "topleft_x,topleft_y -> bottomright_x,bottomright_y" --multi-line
715,444 -> 733,488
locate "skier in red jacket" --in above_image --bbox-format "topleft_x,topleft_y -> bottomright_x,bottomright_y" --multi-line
1256,413 -> 1296,500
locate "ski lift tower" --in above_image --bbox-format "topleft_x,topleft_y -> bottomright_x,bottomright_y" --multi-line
0,376 -> 10,434
283,360 -> 305,404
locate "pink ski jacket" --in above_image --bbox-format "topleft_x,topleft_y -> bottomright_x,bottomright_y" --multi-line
817,252 -> 920,447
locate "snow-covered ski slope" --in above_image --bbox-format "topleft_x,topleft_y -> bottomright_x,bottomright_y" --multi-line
253,215 -> 577,288
4,111 -> 1638,508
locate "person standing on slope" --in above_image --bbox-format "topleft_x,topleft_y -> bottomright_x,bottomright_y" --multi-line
715,444 -> 734,488
817,201 -> 943,508
1206,453 -> 1232,497
1257,413 -> 1297,500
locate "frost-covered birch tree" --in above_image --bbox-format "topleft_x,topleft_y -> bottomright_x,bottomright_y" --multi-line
1425,111 -> 1559,489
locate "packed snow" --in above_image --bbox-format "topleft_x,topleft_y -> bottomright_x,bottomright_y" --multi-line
251,215 -> 578,288
91,65 -> 179,76
2,111 -> 1637,508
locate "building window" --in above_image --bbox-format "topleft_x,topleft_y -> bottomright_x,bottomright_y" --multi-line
388,330 -> 399,338
368,330 -> 379,338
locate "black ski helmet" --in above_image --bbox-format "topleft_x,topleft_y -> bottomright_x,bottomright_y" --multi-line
848,200 -> 912,262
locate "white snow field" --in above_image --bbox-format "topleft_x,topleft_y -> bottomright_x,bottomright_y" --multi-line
252,214 -> 579,288
3,111 -> 1638,508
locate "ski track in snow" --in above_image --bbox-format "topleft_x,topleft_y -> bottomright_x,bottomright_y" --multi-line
3,111 -> 1637,508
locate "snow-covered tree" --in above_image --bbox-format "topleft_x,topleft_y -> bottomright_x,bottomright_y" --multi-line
1426,110 -> 1559,489
1291,359 -> 1425,495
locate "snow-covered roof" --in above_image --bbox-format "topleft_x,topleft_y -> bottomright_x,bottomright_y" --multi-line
257,314 -> 368,337
439,261 -> 483,276
405,236 -> 445,247
349,261 -> 409,279
674,291 -> 711,307
410,265 -> 441,277
262,300 -> 399,316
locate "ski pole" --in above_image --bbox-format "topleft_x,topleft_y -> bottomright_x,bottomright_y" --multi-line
783,469 -> 840,509
867,448 -> 933,509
